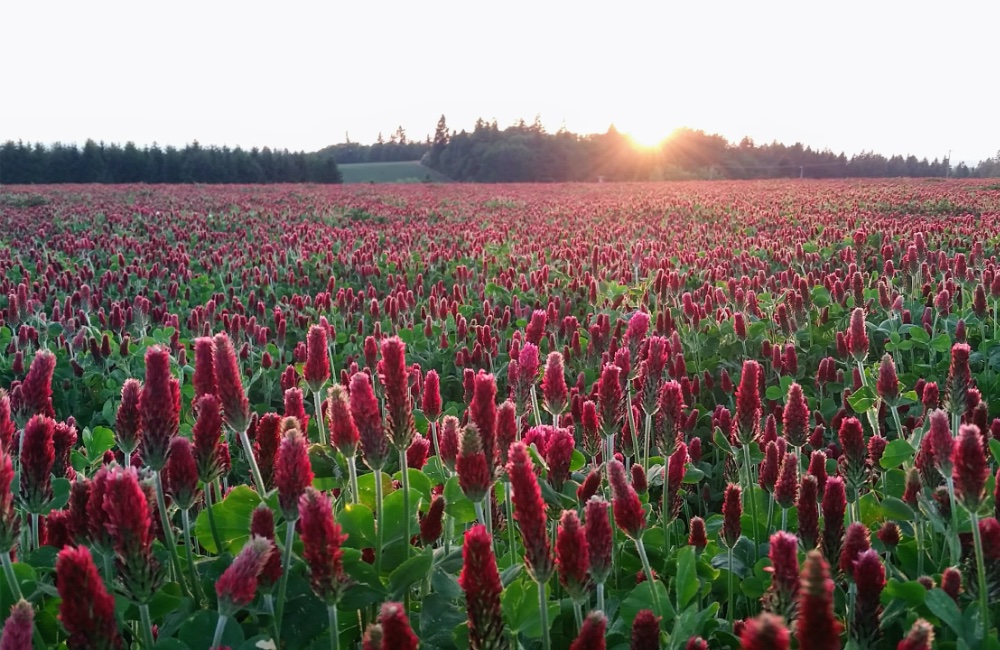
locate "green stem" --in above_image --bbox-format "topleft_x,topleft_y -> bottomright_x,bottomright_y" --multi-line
536,578 -> 551,650
205,481 -> 224,553
643,412 -> 652,470
530,386 -> 542,429
890,405 -> 905,441
742,445 -> 759,559
505,482 -> 518,564
374,469 -> 384,576
944,476 -> 962,565
400,449 -> 412,560
347,455 -> 360,505
596,581 -> 605,612
31,513 -> 39,551
237,425 -> 267,496
328,604 -> 340,650
313,390 -> 328,445
210,612 -> 227,650
1,552 -> 22,600
634,537 -> 663,618
181,509 -> 205,606
573,601 -> 583,630
140,604 -> 156,649
275,520 -> 297,641
971,512 -> 992,637
154,471 -> 191,598
727,545 -> 735,625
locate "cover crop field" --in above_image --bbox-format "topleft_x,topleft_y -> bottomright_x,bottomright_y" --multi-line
1,179 -> 1000,649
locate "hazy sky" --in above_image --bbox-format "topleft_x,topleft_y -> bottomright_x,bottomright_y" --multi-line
4,0 -> 998,163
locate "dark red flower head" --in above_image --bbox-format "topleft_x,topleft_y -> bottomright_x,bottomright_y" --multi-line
585,497 -> 612,585
165,436 -> 199,511
379,336 -> 414,451
378,602 -> 419,650
782,382 -> 810,448
821,476 -> 847,562
735,360 -> 762,443
542,352 -> 569,416
420,495 -> 446,546
457,424 -> 491,503
115,378 -> 142,455
216,535 -> 275,616
876,353 -> 900,404
56,544 -> 121,649
577,467 -> 602,504
439,415 -> 460,472
328,384 -> 359,457
214,333 -> 250,434
774,452 -> 799,510
283,388 -> 309,436
192,394 -> 225,483
19,414 -> 55,513
545,427 -> 575,490
250,504 -> 283,589
193,336 -> 218,402
796,550 -> 842,650
298,488 -> 348,603
897,619 -> 934,650
570,611 -> 607,650
852,549 -> 885,646
351,372 -> 389,471
926,409 -> 954,476
508,442 -> 553,581
947,343 -> 972,419
609,459 -> 645,538
421,370 -> 442,421
275,426 -> 313,520
740,613 -> 790,650
839,521 -> 871,576
469,371 -> 498,469
688,516 -> 708,550
953,424 -> 987,511
630,609 -> 661,650
556,509 -> 590,601
941,566 -> 961,602
139,346 -> 179,471
722,483 -> 742,548
304,325 -> 330,393
797,474 -> 820,550
665,442 -> 688,520
21,349 -> 56,419
847,308 -> 869,362
877,521 -> 900,549
459,524 -> 504,650
495,400 -> 518,467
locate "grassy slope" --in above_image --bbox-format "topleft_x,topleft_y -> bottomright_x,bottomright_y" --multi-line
338,161 -> 452,184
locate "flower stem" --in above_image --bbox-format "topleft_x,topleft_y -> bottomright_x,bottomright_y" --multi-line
530,386 -> 542,429
596,581 -> 605,612
204,481 -> 224,553
181,508 -> 205,606
971,512 -> 992,637
237,425 -> 267,496
1,552 -> 22,600
153,470 -> 191,598
536,578 -> 551,650
328,604 -> 340,650
943,476 -> 961,565
313,390 -> 328,445
275,520 -> 297,641
210,612 -> 227,650
347,455 -> 360,505
742,445 -> 759,559
400,449 -> 411,562
727,545 -> 735,625
374,469 -> 384,576
634,536 -> 663,619
140,604 -> 156,649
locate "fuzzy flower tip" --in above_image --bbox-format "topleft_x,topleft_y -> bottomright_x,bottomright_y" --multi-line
139,345 -> 180,471
796,550 -> 842,650
19,414 -> 55,513
298,488 -> 348,603
735,360 -> 762,443
507,442 -> 553,582
21,349 -> 56,419
570,611 -> 607,650
115,378 -> 142,454
542,352 -> 569,416
585,497 -> 613,585
351,372 -> 389,471
56,545 -> 121,649
380,337 -> 414,451
630,609 -> 661,650
328,384 -> 359,457
459,524 -> 504,650
250,505 -> 283,590
897,619 -> 934,650
0,599 -> 34,650
193,336 -> 218,401
304,325 -> 330,393
275,427 -> 314,520
457,424 -> 492,503
216,535 -> 275,616
378,602 -> 419,650
722,483 -> 742,548
192,393 -> 225,483
953,424 -> 987,511
740,613 -> 790,650
214,333 -> 250,434
609,459 -> 645,539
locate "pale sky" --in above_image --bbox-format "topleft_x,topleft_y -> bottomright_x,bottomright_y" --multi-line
3,0 -> 998,163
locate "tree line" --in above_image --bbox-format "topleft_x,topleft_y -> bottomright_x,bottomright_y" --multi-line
424,116 -> 999,182
317,126 -> 430,164
0,140 -> 342,184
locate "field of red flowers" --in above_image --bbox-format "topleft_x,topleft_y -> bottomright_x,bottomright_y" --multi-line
1,179 -> 1000,649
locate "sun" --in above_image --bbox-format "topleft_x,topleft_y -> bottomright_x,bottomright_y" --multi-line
623,125 -> 668,149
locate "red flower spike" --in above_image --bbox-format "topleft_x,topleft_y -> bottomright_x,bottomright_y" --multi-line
406,433 -> 430,471
897,619 -> 934,650
941,566 -> 961,602
735,360 -> 762,444
193,337 -> 218,402
216,535 -> 275,616
115,378 -> 142,455
847,307 -> 869,362
21,349 -> 56,419
545,427 -> 575,490
298,488 -> 348,603
0,447 -> 18,551
457,424 -> 491,503
192,394 -> 225,483
839,521 -> 871,576
542,352 -> 569,416
577,468 -> 602,504
304,325 -> 330,393
852,549 -> 885,647
351,372 -> 389,471
759,442 -> 779,493
439,415 -> 461,472
926,409 -> 954,476
250,505 -> 282,590
570,611 -> 607,650
740,613 -> 790,650
585,497 -> 612,586
796,550 -> 842,650
139,346 -> 179,471
630,609 -> 661,650
469,370 -> 498,470
877,521 -> 900,549
774,452 -> 799,510
19,414 -> 55,513
721,483 -> 742,548
165,437 -> 199,511
688,516 -> 708,550
421,370 -> 442,422
328,384 -> 359,458
821,476 -> 847,562
282,388 -> 309,436
782,382 -> 810,448
459,524 -> 504,649
631,463 -> 648,495
275,427 -> 313,520
609,459 -> 645,538
953,424 -> 987,511
556,509 -> 590,601
767,531 -> 800,614
0,600 -> 34,650
214,333 -> 250,434
665,442 -> 688,520
56,545 -> 121,649
947,343 -> 972,420
876,353 -> 900,404
378,602 -> 419,650
495,400 -> 518,467
420,495 -> 446,546
507,442 -> 553,581
379,337 -> 414,451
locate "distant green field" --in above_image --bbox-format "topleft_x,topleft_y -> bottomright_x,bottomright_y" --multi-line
338,161 -> 452,184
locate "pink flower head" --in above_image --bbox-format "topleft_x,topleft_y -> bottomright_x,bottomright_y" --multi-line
542,352 -> 569,416
796,550 -> 842,650
876,353 -> 900,404
214,333 -> 250,433
947,343 -> 972,418
328,384 -> 359,457
688,516 -> 708,550
846,308 -> 869,362
216,535 -> 275,616
351,372 -> 389,471
192,394 -> 226,483
953,424 -> 987,511
897,619 -> 934,650
298,488 -> 348,603
570,611 -> 607,650
21,349 -> 56,419
585,497 -> 613,585
459,524 -> 504,649
193,336 -> 218,401
735,360 -> 762,443
379,336 -> 414,451
507,442 -> 553,581
457,424 -> 492,503
740,613 -> 790,650
378,602 -> 419,650
0,600 -> 34,650
282,387 -> 309,436
139,346 -> 179,471
525,310 -> 547,345
275,426 -> 313,520
556,509 -> 590,601
609,459 -> 645,538
304,324 -> 330,393
545,427 -> 575,490
421,370 -> 442,421
115,378 -> 142,455
56,545 -> 121,649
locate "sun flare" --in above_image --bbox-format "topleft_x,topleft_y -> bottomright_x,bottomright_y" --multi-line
623,125 -> 669,149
